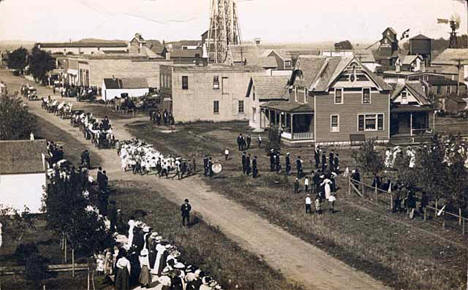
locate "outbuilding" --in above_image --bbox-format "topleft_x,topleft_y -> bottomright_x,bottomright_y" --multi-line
0,140 -> 48,214
102,77 -> 150,101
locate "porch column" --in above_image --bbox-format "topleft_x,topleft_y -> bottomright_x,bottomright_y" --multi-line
279,112 -> 282,130
410,113 -> 413,136
291,113 -> 294,137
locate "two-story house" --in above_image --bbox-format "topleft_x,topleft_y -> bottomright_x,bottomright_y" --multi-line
259,56 -> 392,145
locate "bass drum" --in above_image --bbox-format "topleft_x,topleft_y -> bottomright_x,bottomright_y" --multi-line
212,162 -> 223,174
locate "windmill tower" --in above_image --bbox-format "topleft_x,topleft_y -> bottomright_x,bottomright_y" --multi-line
207,0 -> 242,64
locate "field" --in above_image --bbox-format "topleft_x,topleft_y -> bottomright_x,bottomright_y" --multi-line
127,119 -> 468,289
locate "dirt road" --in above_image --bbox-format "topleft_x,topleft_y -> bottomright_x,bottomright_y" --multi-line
3,70 -> 389,289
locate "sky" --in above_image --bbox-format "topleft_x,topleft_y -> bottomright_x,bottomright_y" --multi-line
0,0 -> 466,43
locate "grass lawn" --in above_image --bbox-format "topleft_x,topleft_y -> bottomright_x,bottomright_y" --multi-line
34,115 -> 103,168
111,180 -> 303,290
435,115 -> 468,136
127,120 -> 468,289
0,272 -> 89,290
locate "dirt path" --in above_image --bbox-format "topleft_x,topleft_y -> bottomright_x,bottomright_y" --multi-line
4,71 -> 389,289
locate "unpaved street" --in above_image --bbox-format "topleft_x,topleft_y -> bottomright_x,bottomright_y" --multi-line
3,70 -> 389,289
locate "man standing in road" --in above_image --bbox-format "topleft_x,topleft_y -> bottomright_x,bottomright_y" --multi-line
181,199 -> 192,227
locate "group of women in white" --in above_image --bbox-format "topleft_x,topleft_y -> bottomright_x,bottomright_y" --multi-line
95,217 -> 223,290
118,140 -> 190,178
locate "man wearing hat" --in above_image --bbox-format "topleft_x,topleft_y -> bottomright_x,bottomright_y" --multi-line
285,152 -> 291,175
252,156 -> 258,178
181,199 -> 192,227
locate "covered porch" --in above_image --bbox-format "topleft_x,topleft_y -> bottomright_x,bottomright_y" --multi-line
390,105 -> 434,136
260,101 -> 314,141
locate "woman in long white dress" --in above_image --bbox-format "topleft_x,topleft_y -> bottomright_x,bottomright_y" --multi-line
321,178 -> 332,200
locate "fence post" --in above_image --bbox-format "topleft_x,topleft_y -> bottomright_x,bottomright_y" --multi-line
424,207 -> 427,221
348,176 -> 351,196
375,185 -> 378,202
390,193 -> 393,211
442,213 -> 445,229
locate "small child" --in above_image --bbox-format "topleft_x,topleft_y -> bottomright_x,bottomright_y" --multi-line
315,196 -> 322,215
294,178 -> 300,193
224,148 -> 230,160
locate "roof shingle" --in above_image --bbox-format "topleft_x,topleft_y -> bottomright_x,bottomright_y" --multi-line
0,140 -> 47,174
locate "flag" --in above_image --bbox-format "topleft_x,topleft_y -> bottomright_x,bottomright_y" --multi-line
438,18 -> 449,24
400,29 -> 410,40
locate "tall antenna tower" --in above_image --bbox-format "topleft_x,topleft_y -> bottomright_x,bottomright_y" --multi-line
207,0 -> 241,63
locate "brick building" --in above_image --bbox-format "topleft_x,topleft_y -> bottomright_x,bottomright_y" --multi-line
159,64 -> 264,123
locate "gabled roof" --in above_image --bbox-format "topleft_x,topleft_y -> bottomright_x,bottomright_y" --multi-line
294,56 -> 391,92
398,54 -> 422,65
103,78 -> 148,89
248,76 -> 289,100
0,140 -> 47,174
410,34 -> 431,40
391,81 -> 430,105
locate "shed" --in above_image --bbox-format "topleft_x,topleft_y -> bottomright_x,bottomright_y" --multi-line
102,77 -> 150,101
0,140 -> 48,213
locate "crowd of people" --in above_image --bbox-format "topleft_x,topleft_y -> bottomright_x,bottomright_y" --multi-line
117,139 -> 195,179
45,139 -> 223,289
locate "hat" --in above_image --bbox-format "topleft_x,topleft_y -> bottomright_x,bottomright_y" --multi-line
186,265 -> 193,273
143,226 -> 150,233
174,262 -> 185,269
140,249 -> 149,256
202,276 -> 212,285
150,232 -> 159,238
165,244 -> 172,249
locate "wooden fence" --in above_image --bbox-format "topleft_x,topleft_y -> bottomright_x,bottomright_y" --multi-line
347,176 -> 467,235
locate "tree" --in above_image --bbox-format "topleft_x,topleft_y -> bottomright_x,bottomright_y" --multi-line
44,171 -> 113,275
29,46 -> 55,84
24,252 -> 49,287
416,134 -> 447,203
0,95 -> 36,140
7,47 -> 28,73
266,125 -> 281,153
352,139 -> 384,177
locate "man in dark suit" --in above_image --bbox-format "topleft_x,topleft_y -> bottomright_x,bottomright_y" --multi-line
252,156 -> 258,178
181,199 -> 192,226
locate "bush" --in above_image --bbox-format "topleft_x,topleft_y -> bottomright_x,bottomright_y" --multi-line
24,252 -> 49,284
14,242 -> 39,265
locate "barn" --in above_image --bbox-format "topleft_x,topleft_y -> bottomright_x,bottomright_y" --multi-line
0,140 -> 48,214
102,77 -> 150,101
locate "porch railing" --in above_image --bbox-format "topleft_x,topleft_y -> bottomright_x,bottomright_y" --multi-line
292,132 -> 314,140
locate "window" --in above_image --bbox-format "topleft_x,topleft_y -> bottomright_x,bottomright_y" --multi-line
222,77 -> 229,94
238,100 -> 244,113
213,101 -> 219,114
284,60 -> 291,68
334,88 -> 343,104
358,114 -> 384,131
401,90 -> 408,104
362,88 -> 371,104
213,76 -> 219,89
330,115 -> 339,132
182,76 -> 188,90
